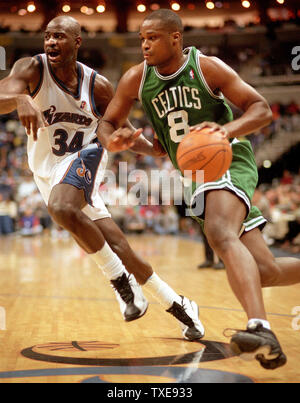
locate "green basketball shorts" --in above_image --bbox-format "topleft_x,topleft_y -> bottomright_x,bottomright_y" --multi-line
187,139 -> 267,235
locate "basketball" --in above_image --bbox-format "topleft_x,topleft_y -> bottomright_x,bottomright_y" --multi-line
176,128 -> 232,183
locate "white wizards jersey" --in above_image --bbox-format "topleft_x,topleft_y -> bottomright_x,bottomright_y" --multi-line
27,53 -> 101,178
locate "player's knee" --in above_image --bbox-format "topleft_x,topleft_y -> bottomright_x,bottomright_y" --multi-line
204,220 -> 237,254
109,237 -> 130,256
48,201 -> 79,227
259,259 -> 282,287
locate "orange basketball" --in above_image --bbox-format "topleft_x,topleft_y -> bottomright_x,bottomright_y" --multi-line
176,128 -> 232,183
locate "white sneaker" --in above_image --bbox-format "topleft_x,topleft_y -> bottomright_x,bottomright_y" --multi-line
166,296 -> 205,341
111,273 -> 148,322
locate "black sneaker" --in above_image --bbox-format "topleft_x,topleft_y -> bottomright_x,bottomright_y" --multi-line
111,273 -> 148,322
166,296 -> 205,341
229,322 -> 287,370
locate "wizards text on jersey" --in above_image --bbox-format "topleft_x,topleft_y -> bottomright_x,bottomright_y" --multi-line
43,105 -> 93,127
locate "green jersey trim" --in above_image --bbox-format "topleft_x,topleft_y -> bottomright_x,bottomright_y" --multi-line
195,51 -> 224,101
244,216 -> 267,232
138,61 -> 147,102
153,47 -> 193,81
190,170 -> 252,214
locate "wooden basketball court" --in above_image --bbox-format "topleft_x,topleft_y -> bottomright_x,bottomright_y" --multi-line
0,233 -> 299,383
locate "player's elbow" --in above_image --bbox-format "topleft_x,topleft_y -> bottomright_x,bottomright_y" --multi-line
263,102 -> 273,126
253,99 -> 273,129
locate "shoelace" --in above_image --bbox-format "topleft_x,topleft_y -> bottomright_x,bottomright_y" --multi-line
112,274 -> 134,304
167,298 -> 194,328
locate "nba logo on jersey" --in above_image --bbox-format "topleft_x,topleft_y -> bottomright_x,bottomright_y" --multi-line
80,101 -> 86,110
189,69 -> 195,80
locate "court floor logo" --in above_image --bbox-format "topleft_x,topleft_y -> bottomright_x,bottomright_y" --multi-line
0,339 -> 254,383
20,339 -> 234,366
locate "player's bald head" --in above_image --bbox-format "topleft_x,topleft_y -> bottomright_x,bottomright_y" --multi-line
46,16 -> 81,37
143,9 -> 183,34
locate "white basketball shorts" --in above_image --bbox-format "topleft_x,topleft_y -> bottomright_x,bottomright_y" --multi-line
33,143 -> 111,221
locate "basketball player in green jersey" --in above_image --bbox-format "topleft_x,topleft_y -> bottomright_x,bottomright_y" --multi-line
98,9 -> 300,370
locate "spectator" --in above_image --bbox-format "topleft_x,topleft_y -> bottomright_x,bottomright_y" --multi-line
282,212 -> 300,253
154,205 -> 179,235
0,193 -> 17,235
140,196 -> 161,232
124,206 -> 146,234
16,172 -> 37,201
197,229 -> 224,270
253,187 -> 272,222
280,170 -> 294,185
19,207 -> 43,237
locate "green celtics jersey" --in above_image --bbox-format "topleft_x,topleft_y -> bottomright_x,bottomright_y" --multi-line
139,46 -> 265,232
139,46 -> 233,170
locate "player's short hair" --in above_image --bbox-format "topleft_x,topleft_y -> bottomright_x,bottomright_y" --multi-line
143,9 -> 183,34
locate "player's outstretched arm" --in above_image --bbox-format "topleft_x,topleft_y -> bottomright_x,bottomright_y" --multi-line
97,65 -> 164,157
94,68 -> 144,154
97,63 -> 157,155
199,55 -> 273,138
0,57 -> 47,140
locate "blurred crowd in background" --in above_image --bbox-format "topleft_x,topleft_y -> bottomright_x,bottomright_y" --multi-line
0,12 -> 299,35
7,39 -> 300,80
249,100 -> 300,151
0,99 -> 300,254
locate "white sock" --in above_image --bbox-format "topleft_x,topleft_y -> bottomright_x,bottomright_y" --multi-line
248,318 -> 271,330
143,272 -> 182,309
90,242 -> 126,280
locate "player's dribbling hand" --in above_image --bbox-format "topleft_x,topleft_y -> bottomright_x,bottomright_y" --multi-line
191,121 -> 229,139
16,94 -> 48,141
107,128 -> 143,152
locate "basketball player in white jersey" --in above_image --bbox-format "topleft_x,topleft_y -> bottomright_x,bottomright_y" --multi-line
0,16 -> 204,341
